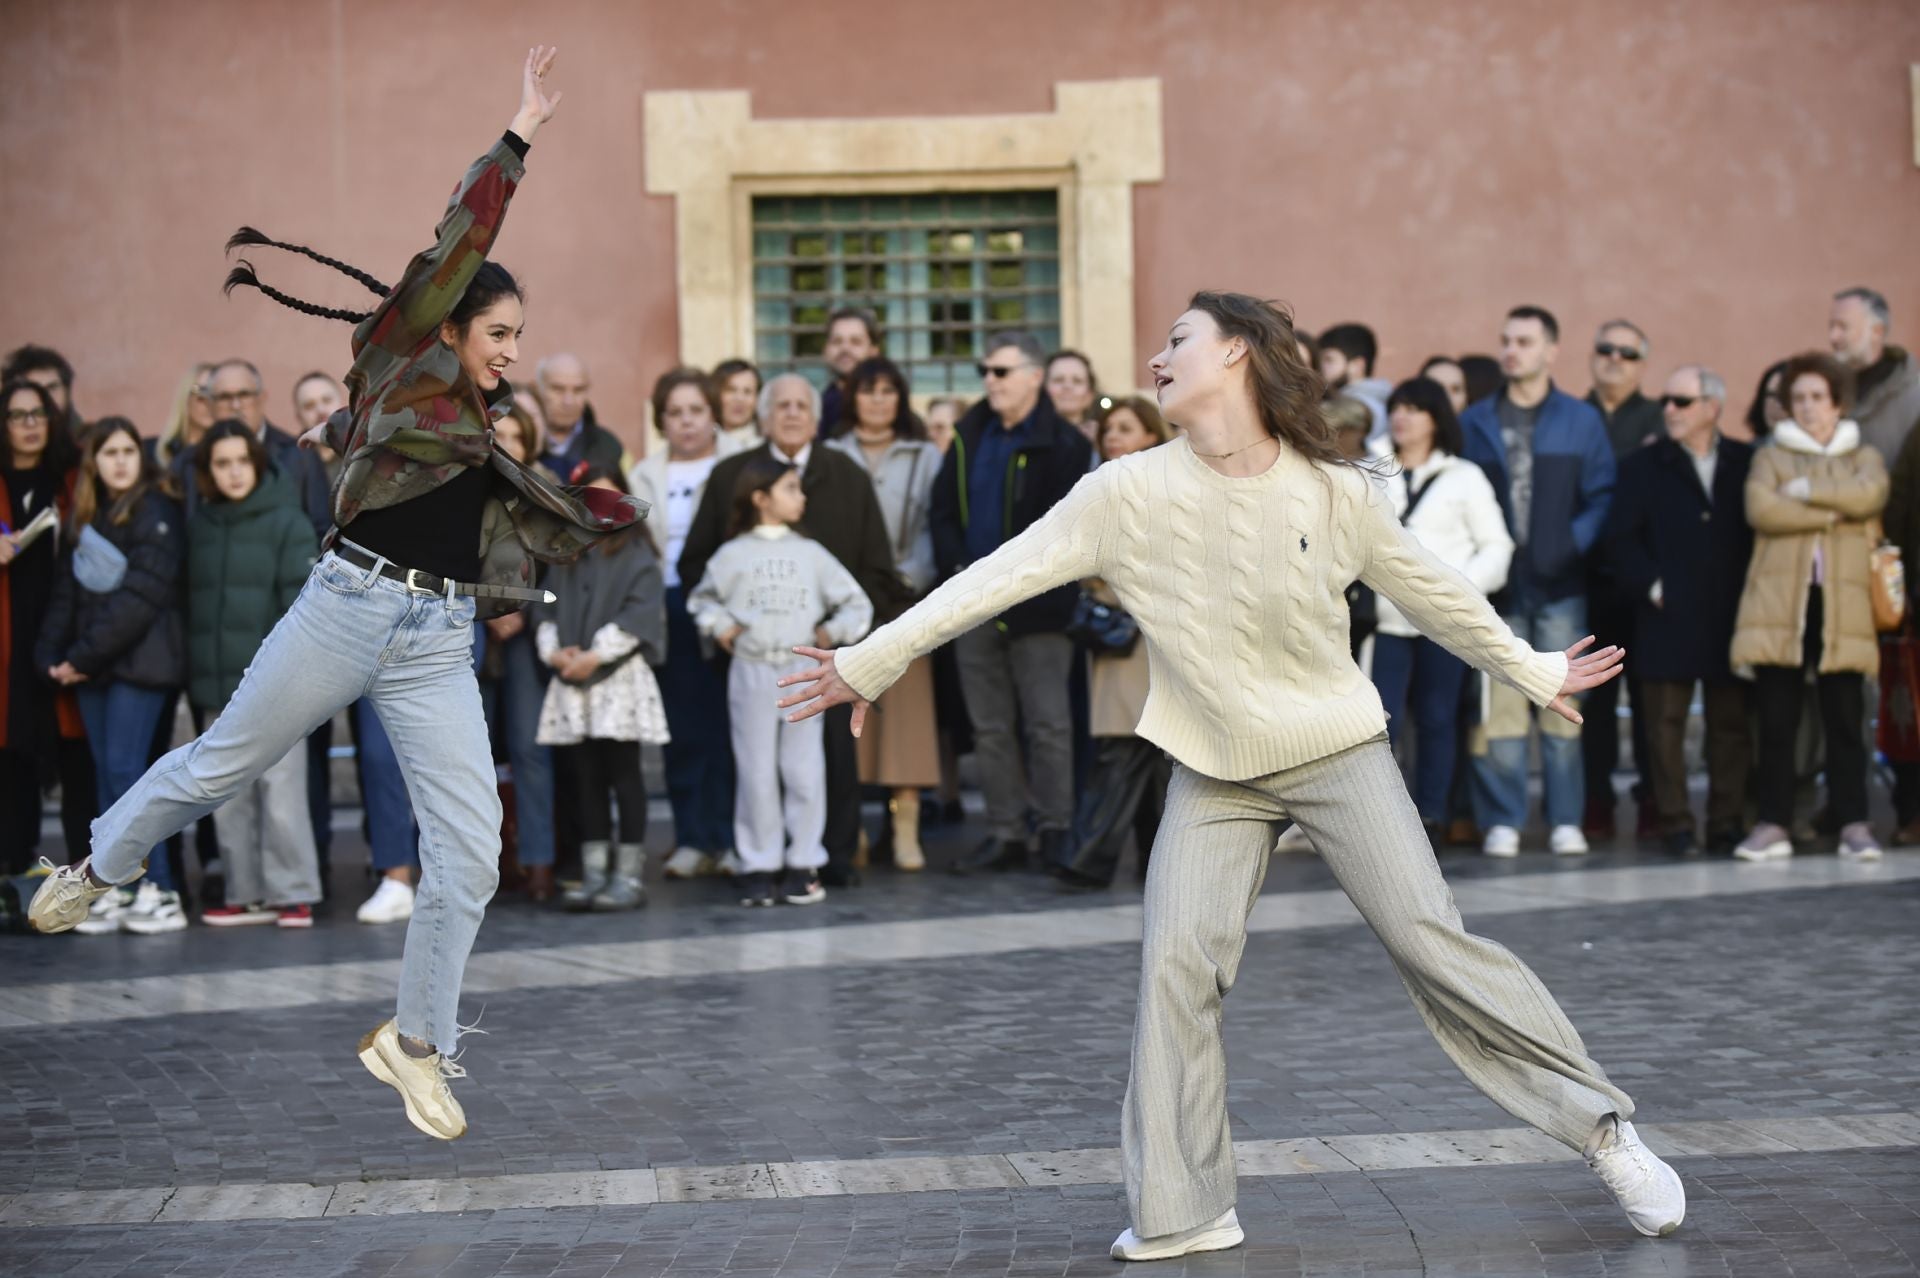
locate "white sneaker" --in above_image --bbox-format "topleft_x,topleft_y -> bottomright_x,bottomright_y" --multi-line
356,1019 -> 467,1140
1733,823 -> 1792,862
1482,825 -> 1521,857
1586,1118 -> 1685,1237
120,882 -> 188,934
357,878 -> 415,925
72,884 -> 136,935
1111,1208 -> 1244,1261
1838,823 -> 1883,862
716,849 -> 744,877
1274,823 -> 1314,853
662,847 -> 717,879
1549,824 -> 1590,856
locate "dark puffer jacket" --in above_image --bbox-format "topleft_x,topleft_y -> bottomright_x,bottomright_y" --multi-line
35,489 -> 187,690
186,469 -> 319,710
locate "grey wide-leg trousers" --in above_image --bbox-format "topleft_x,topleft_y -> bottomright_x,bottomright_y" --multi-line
1123,735 -> 1635,1238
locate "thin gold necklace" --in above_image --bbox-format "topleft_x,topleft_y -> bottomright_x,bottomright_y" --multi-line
1191,435 -> 1275,461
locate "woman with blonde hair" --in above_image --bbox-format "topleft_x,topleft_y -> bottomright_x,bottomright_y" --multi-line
152,362 -> 217,483
780,291 -> 1681,1260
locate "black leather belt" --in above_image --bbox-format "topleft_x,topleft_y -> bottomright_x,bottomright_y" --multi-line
333,540 -> 553,604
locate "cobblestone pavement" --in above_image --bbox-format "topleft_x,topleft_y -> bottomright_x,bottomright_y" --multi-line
2,813 -> 1916,1276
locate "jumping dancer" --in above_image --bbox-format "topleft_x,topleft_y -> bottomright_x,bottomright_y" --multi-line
779,292 -> 1686,1260
29,47 -> 644,1140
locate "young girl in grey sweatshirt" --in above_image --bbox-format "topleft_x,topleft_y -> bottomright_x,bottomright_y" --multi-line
688,458 -> 871,906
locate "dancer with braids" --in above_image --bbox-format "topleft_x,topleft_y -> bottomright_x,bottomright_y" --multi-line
30,47 -> 644,1140
779,292 -> 1686,1261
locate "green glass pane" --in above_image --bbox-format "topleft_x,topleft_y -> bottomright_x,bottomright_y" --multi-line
757,332 -> 791,361
791,232 -> 828,258
869,265 -> 889,290
908,196 -> 944,222
751,198 -> 782,226
785,200 -> 823,224
753,230 -> 789,259
753,264 -> 788,292
1024,225 -> 1059,253
942,261 -> 974,290
796,332 -> 826,357
909,362 -> 945,396
844,265 -> 868,291
947,230 -> 976,255
791,265 -> 827,293
1025,191 -> 1058,215
827,197 -> 861,224
986,229 -> 1024,254
1024,258 -> 1060,288
755,300 -> 791,328
867,195 -> 904,222
948,192 -> 984,220
987,192 -> 1022,216
987,297 -> 1027,323
986,261 -> 1024,289
793,301 -> 829,325
1026,294 -> 1060,323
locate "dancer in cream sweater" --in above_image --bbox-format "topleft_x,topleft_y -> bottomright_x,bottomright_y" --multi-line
778,291 -> 1685,1262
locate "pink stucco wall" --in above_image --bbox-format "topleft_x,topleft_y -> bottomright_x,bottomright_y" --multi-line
2,0 -> 1915,451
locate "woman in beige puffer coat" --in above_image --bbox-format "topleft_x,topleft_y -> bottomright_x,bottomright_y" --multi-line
1730,352 -> 1887,863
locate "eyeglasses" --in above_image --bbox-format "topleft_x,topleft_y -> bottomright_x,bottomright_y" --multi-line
6,408 -> 48,425
976,362 -> 1032,380
1660,394 -> 1699,410
210,389 -> 261,406
1594,343 -> 1644,362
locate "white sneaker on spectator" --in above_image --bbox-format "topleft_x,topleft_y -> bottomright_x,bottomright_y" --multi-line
357,878 -> 415,925
72,884 -> 136,935
662,847 -> 716,879
1585,1118 -> 1685,1237
1482,825 -> 1521,857
121,882 -> 188,934
1838,823 -> 1883,862
1549,825 -> 1590,856
1111,1208 -> 1243,1261
716,849 -> 744,876
1274,823 -> 1314,853
1733,823 -> 1792,861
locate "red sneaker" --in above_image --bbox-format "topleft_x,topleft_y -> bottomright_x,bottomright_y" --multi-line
202,904 -> 276,927
276,905 -> 314,929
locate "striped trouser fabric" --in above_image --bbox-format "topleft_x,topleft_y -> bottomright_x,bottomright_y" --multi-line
1122,735 -> 1635,1238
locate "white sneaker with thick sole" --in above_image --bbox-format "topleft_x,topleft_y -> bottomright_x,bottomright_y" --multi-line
120,882 -> 188,934
1838,823 -> 1884,862
1733,823 -> 1792,862
716,849 -> 744,876
357,1019 -> 467,1140
357,878 -> 415,925
1482,825 -> 1521,857
1586,1119 -> 1685,1237
1549,824 -> 1590,856
662,847 -> 717,879
1111,1208 -> 1244,1262
29,858 -> 122,934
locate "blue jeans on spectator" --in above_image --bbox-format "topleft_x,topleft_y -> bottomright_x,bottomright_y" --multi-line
76,682 -> 174,891
354,698 -> 419,873
478,627 -> 553,866
1471,594 -> 1586,833
657,585 -> 734,852
87,549 -> 499,1054
1371,634 -> 1469,823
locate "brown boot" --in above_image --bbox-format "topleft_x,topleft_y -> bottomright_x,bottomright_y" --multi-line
524,864 -> 554,903
892,792 -> 925,871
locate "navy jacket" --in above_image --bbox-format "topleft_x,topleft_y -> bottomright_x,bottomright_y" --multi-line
1461,385 -> 1615,604
930,393 -> 1092,636
1603,435 -> 1754,684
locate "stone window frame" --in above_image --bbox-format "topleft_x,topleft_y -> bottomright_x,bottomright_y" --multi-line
644,79 -> 1163,395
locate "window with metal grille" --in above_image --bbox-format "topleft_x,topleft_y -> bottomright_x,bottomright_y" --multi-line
751,191 -> 1062,398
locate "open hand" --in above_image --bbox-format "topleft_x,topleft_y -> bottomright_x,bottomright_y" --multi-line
775,646 -> 871,736
1546,635 -> 1623,725
510,45 -> 562,142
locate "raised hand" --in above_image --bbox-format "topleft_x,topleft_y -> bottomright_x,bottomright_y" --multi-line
1546,635 -> 1624,726
510,45 -> 562,143
775,646 -> 871,737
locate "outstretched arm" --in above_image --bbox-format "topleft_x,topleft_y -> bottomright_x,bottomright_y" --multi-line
777,468 -> 1112,734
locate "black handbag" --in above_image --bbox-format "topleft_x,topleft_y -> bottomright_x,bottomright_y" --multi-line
1066,589 -> 1141,656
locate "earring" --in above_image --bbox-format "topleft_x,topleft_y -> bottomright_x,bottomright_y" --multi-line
1222,355 -> 1233,368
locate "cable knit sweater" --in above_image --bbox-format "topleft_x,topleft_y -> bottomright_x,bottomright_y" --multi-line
836,437 -> 1570,781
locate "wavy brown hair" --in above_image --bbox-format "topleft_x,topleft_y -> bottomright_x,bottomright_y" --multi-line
1185,291 -> 1345,469
1777,350 -> 1856,417
71,417 -> 165,530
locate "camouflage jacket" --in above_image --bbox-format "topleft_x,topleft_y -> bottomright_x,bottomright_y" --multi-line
321,136 -> 646,610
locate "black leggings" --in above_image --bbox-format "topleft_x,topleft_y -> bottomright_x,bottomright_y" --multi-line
567,739 -> 647,845
1753,587 -> 1868,829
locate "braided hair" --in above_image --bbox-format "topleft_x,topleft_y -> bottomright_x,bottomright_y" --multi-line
222,227 -> 391,323
222,226 -> 523,333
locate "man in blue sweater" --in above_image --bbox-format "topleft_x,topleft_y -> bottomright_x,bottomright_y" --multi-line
1460,306 -> 1615,857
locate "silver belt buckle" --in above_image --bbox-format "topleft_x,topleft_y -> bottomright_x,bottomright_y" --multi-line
403,568 -> 437,594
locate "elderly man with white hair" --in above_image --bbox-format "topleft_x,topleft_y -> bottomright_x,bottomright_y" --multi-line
1602,364 -> 1754,856
533,352 -> 625,482
676,372 -> 907,885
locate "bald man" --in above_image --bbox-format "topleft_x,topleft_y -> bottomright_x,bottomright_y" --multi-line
534,352 -> 625,481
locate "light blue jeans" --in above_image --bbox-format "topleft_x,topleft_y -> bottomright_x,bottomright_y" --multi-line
89,549 -> 500,1053
1471,594 -> 1586,833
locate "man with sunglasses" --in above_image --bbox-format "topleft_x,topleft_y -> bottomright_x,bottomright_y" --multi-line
930,330 -> 1092,874
1603,366 -> 1752,855
1581,321 -> 1663,840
